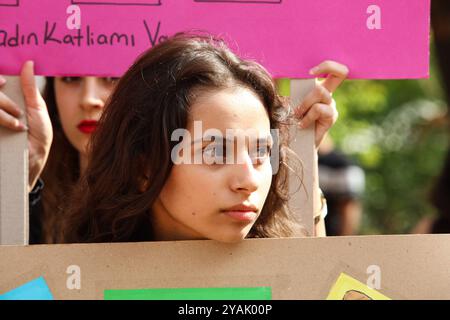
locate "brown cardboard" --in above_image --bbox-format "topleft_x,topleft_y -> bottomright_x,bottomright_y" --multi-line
1,235 -> 449,300
288,79 -> 317,235
0,76 -> 28,245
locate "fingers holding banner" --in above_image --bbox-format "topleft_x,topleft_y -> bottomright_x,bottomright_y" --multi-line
0,76 -> 27,131
309,60 -> 349,93
20,61 -> 46,111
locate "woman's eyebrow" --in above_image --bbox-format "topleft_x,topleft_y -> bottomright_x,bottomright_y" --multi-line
190,135 -> 273,145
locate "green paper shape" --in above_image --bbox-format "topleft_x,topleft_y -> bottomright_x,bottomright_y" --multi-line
104,287 -> 272,300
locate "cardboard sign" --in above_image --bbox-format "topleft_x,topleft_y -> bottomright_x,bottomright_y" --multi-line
0,76 -> 28,246
1,235 -> 450,300
0,0 -> 430,78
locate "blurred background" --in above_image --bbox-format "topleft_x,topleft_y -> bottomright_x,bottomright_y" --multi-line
320,0 -> 450,235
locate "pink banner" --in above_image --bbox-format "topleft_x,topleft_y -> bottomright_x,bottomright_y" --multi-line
0,0 -> 430,78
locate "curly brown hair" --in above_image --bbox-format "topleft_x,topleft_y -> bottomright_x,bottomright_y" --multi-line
37,77 -> 80,244
59,33 -> 305,243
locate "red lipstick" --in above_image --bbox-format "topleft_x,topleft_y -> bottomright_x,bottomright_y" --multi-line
77,120 -> 98,134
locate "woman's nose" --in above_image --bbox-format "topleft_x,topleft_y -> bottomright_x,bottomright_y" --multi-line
80,78 -> 105,111
229,153 -> 260,195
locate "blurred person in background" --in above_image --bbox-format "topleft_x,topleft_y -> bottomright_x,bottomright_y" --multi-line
318,136 -> 365,236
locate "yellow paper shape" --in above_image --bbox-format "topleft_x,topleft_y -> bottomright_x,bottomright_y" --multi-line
326,273 -> 391,300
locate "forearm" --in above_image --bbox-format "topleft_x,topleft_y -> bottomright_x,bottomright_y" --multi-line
339,200 -> 362,236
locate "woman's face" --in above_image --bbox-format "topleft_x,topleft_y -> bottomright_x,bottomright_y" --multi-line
152,86 -> 274,243
54,77 -> 118,156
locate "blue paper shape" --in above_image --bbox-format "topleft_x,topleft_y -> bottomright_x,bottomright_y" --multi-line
0,276 -> 54,300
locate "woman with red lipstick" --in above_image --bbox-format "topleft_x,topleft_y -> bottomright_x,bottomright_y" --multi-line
0,67 -> 118,243
59,33 -> 348,244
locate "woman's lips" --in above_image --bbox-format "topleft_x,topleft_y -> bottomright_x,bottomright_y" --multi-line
222,210 -> 258,222
77,120 -> 98,134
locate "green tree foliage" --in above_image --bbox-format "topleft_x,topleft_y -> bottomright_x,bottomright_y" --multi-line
331,42 -> 449,234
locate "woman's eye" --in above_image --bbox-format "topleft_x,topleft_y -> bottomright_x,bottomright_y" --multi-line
203,144 -> 225,164
251,145 -> 271,164
61,77 -> 81,83
202,142 -> 271,165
